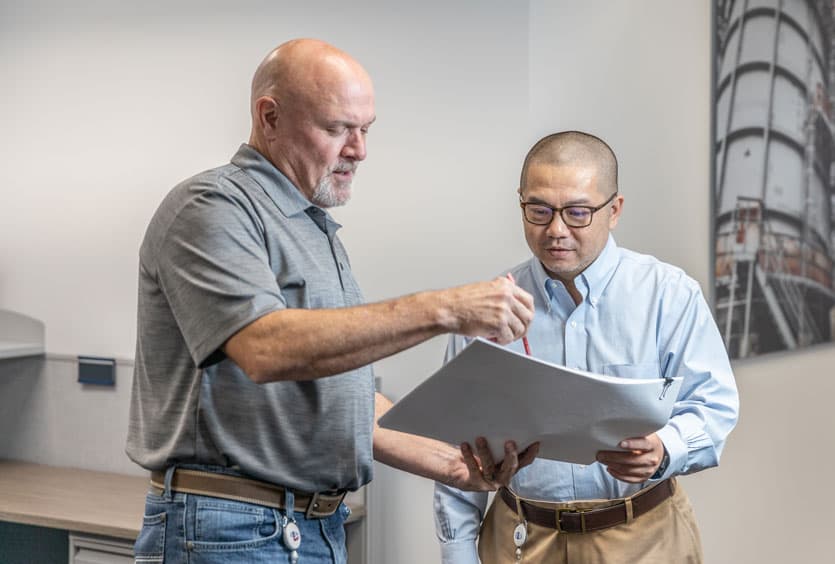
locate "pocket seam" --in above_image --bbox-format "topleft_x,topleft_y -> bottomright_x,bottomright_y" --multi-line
135,511 -> 166,561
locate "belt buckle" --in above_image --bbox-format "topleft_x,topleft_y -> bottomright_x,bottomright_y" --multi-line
556,508 -> 587,534
304,490 -> 347,519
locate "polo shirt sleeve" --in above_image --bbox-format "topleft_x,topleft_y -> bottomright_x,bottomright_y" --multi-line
155,186 -> 285,368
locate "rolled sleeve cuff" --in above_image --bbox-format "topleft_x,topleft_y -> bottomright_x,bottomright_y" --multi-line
440,540 -> 480,564
654,424 -> 687,480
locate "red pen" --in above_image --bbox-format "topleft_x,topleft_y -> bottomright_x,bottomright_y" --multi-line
506,273 -> 532,356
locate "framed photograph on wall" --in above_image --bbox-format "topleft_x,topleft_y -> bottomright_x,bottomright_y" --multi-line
713,0 -> 835,359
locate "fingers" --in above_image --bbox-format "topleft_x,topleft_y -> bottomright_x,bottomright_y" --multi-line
436,276 -> 535,343
492,441 -> 521,487
447,277 -> 535,344
459,441 -> 484,479
596,440 -> 663,483
455,439 -> 539,492
618,437 -> 653,452
474,437 -> 497,482
505,290 -> 534,343
510,279 -> 535,314
491,278 -> 534,344
596,449 -> 659,469
517,442 -> 540,469
604,462 -> 657,483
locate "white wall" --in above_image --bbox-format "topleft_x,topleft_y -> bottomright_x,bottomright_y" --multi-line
2,1 -> 834,563
529,0 -> 713,283
0,0 -> 531,359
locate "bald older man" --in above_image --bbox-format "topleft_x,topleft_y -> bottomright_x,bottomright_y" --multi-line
127,39 -> 536,563
434,131 -> 739,564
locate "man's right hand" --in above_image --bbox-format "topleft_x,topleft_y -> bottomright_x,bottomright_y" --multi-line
444,438 -> 540,492
437,277 -> 534,344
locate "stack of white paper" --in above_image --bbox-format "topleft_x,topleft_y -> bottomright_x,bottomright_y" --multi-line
377,338 -> 682,464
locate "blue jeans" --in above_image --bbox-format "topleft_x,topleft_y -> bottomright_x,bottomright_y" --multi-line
134,469 -> 349,564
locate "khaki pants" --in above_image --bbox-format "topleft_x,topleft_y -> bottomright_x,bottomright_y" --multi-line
478,481 -> 703,564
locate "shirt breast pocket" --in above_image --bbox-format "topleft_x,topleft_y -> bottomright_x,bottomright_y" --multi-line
600,361 -> 661,380
278,277 -> 310,309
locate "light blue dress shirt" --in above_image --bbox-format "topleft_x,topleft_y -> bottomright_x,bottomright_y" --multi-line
434,236 -> 739,564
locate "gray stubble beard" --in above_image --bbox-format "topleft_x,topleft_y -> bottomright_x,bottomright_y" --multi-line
311,174 -> 353,208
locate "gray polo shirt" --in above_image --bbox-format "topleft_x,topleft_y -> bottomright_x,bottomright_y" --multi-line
126,144 -> 374,492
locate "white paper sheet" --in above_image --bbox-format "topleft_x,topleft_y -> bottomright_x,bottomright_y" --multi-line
377,338 -> 683,464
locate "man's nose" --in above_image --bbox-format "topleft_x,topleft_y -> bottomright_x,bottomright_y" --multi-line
342,130 -> 367,161
545,211 -> 569,236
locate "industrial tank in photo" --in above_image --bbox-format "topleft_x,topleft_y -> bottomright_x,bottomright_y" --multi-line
715,0 -> 835,358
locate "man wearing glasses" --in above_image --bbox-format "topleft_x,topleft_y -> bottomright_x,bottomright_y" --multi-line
434,131 -> 739,563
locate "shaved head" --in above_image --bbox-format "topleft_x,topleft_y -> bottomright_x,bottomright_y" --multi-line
517,130 -> 623,286
250,38 -> 372,124
520,131 -> 618,196
247,39 -> 375,206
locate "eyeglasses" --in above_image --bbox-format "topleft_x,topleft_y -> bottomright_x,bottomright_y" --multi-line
520,192 -> 618,228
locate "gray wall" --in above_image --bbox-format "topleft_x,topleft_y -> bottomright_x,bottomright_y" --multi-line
1,1 -> 833,563
0,356 -> 141,476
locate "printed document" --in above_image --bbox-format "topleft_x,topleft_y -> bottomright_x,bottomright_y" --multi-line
377,338 -> 682,464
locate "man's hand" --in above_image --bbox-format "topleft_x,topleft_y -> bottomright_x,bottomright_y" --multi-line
440,277 -> 534,345
596,433 -> 665,483
445,438 -> 540,491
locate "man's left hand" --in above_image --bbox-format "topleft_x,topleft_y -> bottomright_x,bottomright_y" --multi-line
449,438 -> 539,491
596,433 -> 665,483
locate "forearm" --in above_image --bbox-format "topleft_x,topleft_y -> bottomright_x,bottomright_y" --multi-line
225,291 -> 450,383
224,276 -> 533,383
372,393 -> 461,486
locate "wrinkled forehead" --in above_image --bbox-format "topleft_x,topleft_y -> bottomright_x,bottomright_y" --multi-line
521,162 -> 600,198
293,61 -> 376,122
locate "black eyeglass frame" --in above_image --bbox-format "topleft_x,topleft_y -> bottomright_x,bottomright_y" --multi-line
519,191 -> 619,228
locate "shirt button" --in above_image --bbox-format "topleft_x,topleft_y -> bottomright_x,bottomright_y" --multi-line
590,297 -> 598,306
570,321 -> 577,328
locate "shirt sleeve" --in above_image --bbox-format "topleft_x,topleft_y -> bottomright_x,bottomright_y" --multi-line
155,186 -> 285,367
434,482 -> 487,564
432,335 -> 485,564
654,275 -> 740,479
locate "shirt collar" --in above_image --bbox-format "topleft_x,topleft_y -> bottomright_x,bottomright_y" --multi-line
576,234 -> 618,305
230,144 -> 342,232
529,256 -> 556,312
530,234 -> 619,309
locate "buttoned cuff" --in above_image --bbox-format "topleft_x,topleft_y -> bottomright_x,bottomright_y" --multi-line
653,425 -> 687,481
440,540 -> 480,564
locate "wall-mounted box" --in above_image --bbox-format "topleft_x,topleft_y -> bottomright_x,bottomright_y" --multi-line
78,356 -> 116,386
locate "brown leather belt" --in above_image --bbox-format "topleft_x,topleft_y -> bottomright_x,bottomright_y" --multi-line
499,479 -> 675,533
150,468 -> 346,519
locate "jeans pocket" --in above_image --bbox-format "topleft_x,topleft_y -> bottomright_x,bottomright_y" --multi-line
190,500 -> 280,552
134,511 -> 166,563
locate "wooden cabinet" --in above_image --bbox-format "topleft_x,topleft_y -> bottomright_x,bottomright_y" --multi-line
69,535 -> 133,564
0,461 -> 368,563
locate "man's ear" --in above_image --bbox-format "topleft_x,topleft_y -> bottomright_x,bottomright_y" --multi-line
254,96 -> 280,138
608,194 -> 625,229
